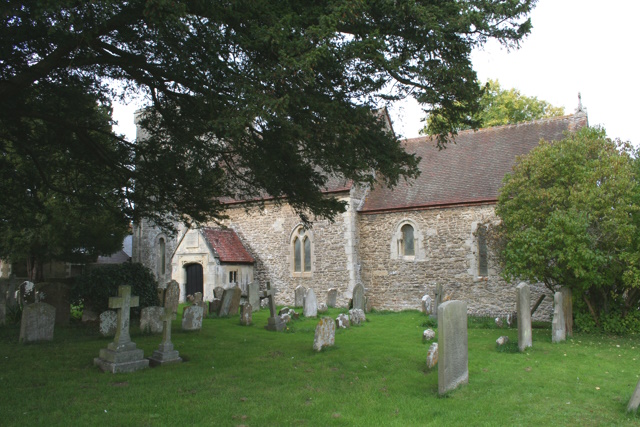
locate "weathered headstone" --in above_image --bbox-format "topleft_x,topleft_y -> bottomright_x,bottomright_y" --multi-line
552,292 -> 566,343
516,282 -> 532,352
628,379 -> 640,413
182,305 -> 204,331
140,306 -> 164,333
317,302 -> 328,313
560,286 -> 573,337
19,302 -> 55,343
303,288 -> 318,318
37,282 -> 70,326
209,298 -> 222,315
336,313 -> 350,329
240,303 -> 252,326
149,284 -> 182,367
214,286 -> 225,299
228,286 -> 242,315
99,310 -> 117,337
326,288 -> 338,308
437,300 -> 468,395
349,308 -> 365,326
426,343 -> 438,369
352,283 -> 365,311
164,280 -> 180,314
496,336 -> 509,346
294,285 -> 306,307
313,317 -> 336,352
219,286 -> 241,317
193,292 -> 208,314
431,283 -> 443,320
264,282 -> 285,331
421,294 -> 432,315
94,286 -> 149,373
247,283 -> 260,312
423,329 -> 435,341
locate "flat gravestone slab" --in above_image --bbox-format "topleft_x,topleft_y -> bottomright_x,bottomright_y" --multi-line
294,285 -> 306,307
19,302 -> 56,343
99,310 -> 117,337
313,317 -> 336,351
326,288 -> 337,308
437,300 -> 468,395
516,282 -> 532,352
303,288 -> 318,318
141,306 -> 164,334
182,305 -> 204,331
164,280 -> 180,314
352,283 -> 365,311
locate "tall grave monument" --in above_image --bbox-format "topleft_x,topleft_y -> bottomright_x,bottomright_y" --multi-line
149,280 -> 182,366
437,300 -> 468,395
516,282 -> 532,352
263,282 -> 285,331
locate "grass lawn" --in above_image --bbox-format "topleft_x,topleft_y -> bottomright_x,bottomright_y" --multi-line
1,306 -> 639,426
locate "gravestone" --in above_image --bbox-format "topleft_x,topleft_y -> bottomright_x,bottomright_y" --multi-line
247,283 -> 260,312
37,282 -> 70,326
421,294 -> 432,315
164,280 -> 180,314
336,313 -> 350,329
193,292 -> 208,315
228,286 -> 242,316
99,310 -> 117,337
352,283 -> 365,311
423,329 -> 435,341
264,282 -> 285,331
19,302 -> 56,343
349,308 -> 366,326
516,282 -> 532,352
560,287 -> 573,337
294,285 -> 306,307
219,286 -> 241,317
552,292 -> 566,343
303,288 -> 318,318
182,305 -> 204,331
426,343 -> 438,369
94,286 -> 149,373
317,302 -> 328,313
437,300 -> 468,395
140,306 -> 164,333
431,283 -> 443,321
313,317 -> 336,351
209,298 -> 222,315
214,286 -> 225,299
148,289 -> 182,366
326,288 -> 337,308
628,379 -> 640,413
240,303 -> 252,326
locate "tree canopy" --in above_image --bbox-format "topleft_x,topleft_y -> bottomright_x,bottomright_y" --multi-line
423,78 -> 564,133
490,126 -> 640,325
1,1 -> 537,232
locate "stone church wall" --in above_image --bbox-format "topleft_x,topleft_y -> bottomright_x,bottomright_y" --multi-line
357,204 -> 554,320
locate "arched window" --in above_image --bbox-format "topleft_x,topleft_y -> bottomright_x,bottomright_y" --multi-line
391,219 -> 423,260
400,224 -> 415,256
291,226 -> 313,276
477,225 -> 488,276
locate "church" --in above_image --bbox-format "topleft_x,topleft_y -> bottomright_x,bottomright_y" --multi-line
133,109 -> 588,320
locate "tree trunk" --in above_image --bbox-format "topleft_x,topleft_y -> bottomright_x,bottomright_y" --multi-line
583,294 -> 601,328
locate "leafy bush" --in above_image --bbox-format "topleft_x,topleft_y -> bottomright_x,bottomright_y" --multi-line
71,263 -> 159,317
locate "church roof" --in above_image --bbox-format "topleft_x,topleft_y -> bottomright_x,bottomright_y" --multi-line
201,228 -> 255,264
361,113 -> 588,213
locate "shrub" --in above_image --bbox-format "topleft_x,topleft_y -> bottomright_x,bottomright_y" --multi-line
71,262 -> 159,317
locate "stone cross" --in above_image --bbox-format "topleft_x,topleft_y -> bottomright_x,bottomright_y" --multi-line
263,282 -> 278,318
108,285 -> 139,351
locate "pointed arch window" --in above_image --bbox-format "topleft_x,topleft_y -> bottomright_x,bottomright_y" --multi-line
292,227 -> 313,276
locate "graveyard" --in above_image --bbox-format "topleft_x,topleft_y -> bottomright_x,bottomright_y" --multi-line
1,301 -> 639,426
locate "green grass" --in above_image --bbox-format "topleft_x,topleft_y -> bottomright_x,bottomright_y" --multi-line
1,307 -> 639,426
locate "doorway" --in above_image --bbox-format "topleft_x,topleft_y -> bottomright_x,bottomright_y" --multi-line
184,263 -> 203,297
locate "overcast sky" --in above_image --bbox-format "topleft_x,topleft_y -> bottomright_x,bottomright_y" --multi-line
113,0 -> 640,145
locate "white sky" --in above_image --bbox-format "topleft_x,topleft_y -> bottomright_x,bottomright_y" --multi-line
113,0 -> 640,145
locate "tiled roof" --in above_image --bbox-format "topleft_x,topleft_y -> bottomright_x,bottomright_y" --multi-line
96,250 -> 131,264
361,113 -> 588,213
201,228 -> 255,264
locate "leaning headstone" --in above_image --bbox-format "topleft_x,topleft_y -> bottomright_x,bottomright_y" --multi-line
552,292 -> 566,343
349,308 -> 365,326
19,302 -> 56,343
247,283 -> 260,312
317,302 -> 328,313
182,305 -> 204,331
209,298 -> 222,315
336,313 -> 350,329
214,286 -> 225,299
294,285 -> 306,307
352,283 -> 365,311
426,343 -> 438,369
313,317 -> 336,352
37,282 -> 70,326
94,286 -> 149,373
628,379 -> 640,413
303,289 -> 318,318
437,300 -> 468,395
326,288 -> 337,308
560,287 -> 573,337
218,288 -> 235,316
140,306 -> 164,334
99,310 -> 117,337
421,294 -> 432,315
516,282 -> 532,352
240,303 -> 252,326
164,280 -> 180,314
264,282 -> 285,331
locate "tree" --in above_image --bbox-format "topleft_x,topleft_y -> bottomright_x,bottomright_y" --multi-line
490,126 -> 640,325
1,1 -> 536,231
423,79 -> 564,133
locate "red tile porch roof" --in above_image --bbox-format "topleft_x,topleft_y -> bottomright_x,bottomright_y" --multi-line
201,228 -> 255,264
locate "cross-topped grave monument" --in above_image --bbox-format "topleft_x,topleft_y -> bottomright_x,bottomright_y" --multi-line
149,280 -> 182,367
94,285 -> 149,373
263,282 -> 285,331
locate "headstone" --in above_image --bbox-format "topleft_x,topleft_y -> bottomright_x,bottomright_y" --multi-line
247,283 -> 260,312
99,310 -> 117,337
94,286 -> 149,373
437,300 -> 468,395
352,283 -> 365,311
423,329 -> 435,340
193,292 -> 208,314
182,305 -> 204,331
336,313 -> 350,329
313,317 -> 336,352
19,302 -> 55,343
431,283 -> 443,320
263,282 -> 285,331
36,282 -> 70,326
140,306 -> 164,333
421,294 -> 432,315
349,308 -> 365,326
552,292 -> 566,343
219,286 -> 242,317
426,343 -> 438,369
294,285 -> 306,307
516,282 -> 532,352
628,378 -> 640,413
303,289 -> 318,318
326,288 -> 337,308
317,302 -> 328,313
164,280 -> 180,314
209,298 -> 222,315
240,303 -> 252,326
560,287 -> 573,337
496,336 -> 509,346
148,307 -> 182,367
495,317 -> 503,328
214,286 -> 225,299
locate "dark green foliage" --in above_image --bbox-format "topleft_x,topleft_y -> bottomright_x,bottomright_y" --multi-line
71,263 -> 159,316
